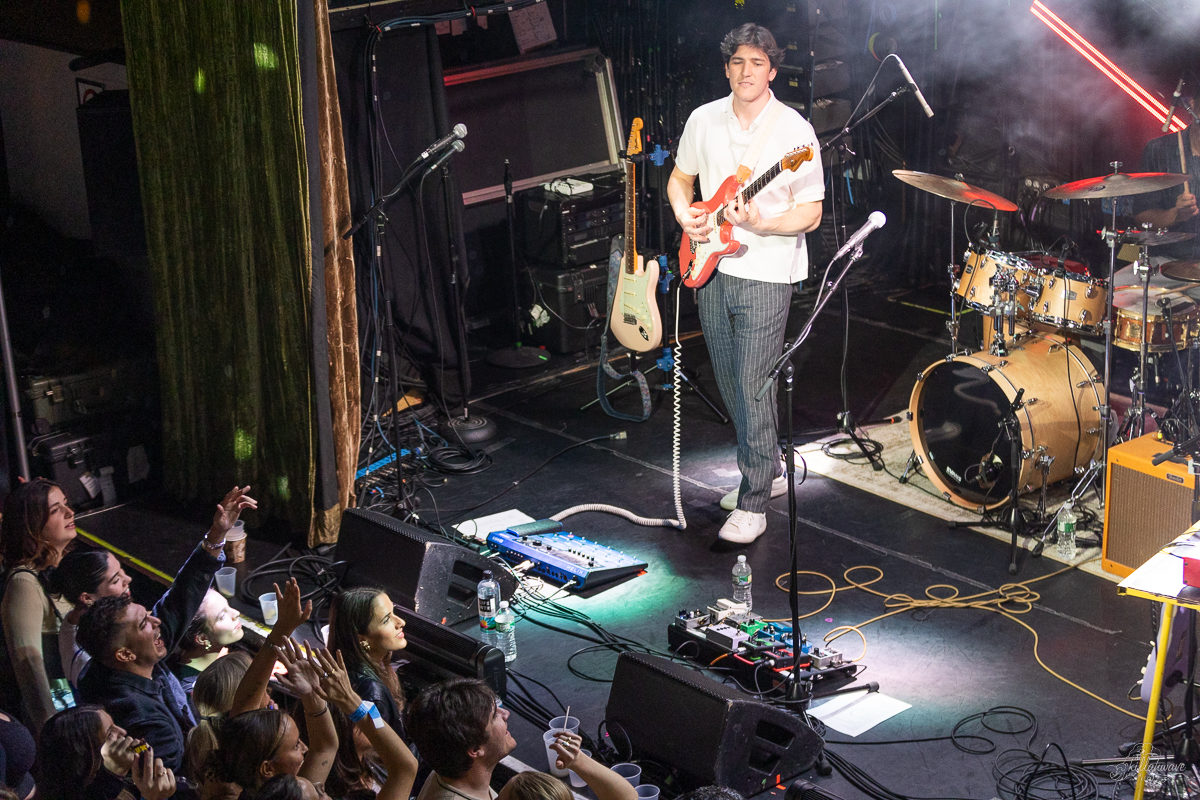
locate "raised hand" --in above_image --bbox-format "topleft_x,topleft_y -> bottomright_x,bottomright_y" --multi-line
273,638 -> 324,699
313,648 -> 362,716
272,578 -> 312,637
549,730 -> 584,771
211,485 -> 257,536
131,747 -> 176,800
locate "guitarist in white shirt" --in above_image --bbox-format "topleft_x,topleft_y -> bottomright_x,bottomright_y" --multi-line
667,23 -> 824,544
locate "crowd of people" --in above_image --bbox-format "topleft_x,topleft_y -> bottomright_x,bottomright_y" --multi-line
0,479 -> 720,800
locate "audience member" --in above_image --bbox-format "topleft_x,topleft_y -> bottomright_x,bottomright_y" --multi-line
171,589 -> 247,695
0,479 -> 77,731
327,588 -> 408,737
75,487 -> 255,773
499,739 -> 636,800
36,705 -> 175,800
0,710 -> 35,799
50,548 -> 133,686
185,650 -> 253,796
406,679 -> 514,800
210,639 -> 337,793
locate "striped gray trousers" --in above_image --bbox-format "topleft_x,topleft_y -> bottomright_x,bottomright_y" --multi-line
698,271 -> 793,513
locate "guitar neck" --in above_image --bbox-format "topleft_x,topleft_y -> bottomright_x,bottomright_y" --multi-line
713,159 -> 784,228
624,159 -> 637,269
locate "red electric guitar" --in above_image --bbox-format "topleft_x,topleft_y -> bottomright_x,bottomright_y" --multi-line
679,146 -> 815,288
609,119 -> 662,352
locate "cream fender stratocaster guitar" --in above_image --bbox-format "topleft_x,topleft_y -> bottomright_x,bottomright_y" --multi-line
609,119 -> 662,352
679,146 -> 815,288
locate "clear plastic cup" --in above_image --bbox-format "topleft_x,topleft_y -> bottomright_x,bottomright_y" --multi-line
637,786 -> 660,800
612,764 -> 641,787
258,592 -> 278,625
543,730 -> 569,777
568,750 -> 592,788
548,715 -> 580,735
214,567 -> 236,597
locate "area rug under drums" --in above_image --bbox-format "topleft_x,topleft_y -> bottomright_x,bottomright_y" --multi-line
799,418 -> 1111,580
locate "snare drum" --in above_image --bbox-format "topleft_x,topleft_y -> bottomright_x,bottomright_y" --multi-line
1112,286 -> 1198,352
956,250 -> 1033,316
1025,270 -> 1107,333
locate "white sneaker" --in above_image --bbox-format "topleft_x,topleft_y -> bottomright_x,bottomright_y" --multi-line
718,509 -> 767,544
720,473 -> 789,511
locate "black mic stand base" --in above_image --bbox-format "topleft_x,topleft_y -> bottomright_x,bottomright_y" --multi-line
485,345 -> 549,369
439,412 -> 498,445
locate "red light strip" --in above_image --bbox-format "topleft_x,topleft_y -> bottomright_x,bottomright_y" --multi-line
1031,0 -> 1185,133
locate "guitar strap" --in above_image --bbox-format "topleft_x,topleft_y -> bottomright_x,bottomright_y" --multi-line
598,238 -> 653,423
734,96 -> 785,184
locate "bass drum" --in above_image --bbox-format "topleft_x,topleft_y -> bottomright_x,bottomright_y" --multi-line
908,333 -> 1102,511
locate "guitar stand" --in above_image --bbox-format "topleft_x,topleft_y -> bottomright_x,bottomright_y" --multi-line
581,349 -> 730,424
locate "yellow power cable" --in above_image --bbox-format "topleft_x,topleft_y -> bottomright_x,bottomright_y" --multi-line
772,558 -> 1155,721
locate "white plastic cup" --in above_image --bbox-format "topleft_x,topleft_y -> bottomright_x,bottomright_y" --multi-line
548,715 -> 580,735
214,567 -> 236,597
568,750 -> 592,788
224,522 -> 247,563
637,786 -> 660,800
258,592 -> 279,626
543,730 -> 569,777
612,764 -> 641,787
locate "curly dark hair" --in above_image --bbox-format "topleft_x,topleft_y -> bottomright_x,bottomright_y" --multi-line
719,23 -> 784,68
406,679 -> 497,780
76,593 -> 133,661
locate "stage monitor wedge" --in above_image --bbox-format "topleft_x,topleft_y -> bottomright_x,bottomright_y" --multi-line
606,652 -> 823,795
337,508 -> 517,625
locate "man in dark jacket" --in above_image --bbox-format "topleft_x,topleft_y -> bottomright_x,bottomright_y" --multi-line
75,487 -> 255,774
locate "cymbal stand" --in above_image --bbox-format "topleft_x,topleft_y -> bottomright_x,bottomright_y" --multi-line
1096,162 -> 1123,495
1119,243 -> 1156,440
948,196 -> 960,354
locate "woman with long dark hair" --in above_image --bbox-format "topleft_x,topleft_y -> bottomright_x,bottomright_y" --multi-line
0,479 -> 78,732
50,548 -> 133,686
36,705 -> 175,800
326,588 -> 407,736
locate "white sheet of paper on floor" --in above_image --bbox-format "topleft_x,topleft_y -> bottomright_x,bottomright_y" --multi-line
454,509 -> 537,541
809,689 -> 911,737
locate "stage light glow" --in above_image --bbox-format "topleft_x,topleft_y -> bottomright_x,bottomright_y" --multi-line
1030,1 -> 1185,133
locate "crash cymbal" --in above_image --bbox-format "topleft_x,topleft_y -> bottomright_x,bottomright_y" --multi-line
1112,229 -> 1197,247
1044,172 -> 1188,200
1162,260 -> 1200,282
892,170 -> 1018,212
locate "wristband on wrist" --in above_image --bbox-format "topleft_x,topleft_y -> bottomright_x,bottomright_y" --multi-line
305,703 -> 329,717
201,537 -> 226,551
349,701 -> 371,723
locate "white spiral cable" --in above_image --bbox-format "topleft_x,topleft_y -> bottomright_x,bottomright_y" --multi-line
551,271 -> 688,531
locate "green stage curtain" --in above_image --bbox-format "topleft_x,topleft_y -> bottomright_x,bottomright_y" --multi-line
122,0 -> 315,531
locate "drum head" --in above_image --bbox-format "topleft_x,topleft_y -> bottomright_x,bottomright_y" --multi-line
915,360 -> 1016,507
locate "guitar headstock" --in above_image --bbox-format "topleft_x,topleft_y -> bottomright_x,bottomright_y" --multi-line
781,146 -> 814,172
626,118 -> 644,158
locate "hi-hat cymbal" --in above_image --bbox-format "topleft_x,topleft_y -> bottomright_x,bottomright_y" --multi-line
892,170 -> 1018,211
1045,172 -> 1188,200
1162,261 -> 1200,282
1113,229 -> 1197,247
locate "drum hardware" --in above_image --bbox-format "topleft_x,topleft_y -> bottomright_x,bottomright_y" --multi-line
1029,460 -> 1104,558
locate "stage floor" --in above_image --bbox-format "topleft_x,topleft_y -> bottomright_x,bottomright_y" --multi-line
79,275 -> 1162,800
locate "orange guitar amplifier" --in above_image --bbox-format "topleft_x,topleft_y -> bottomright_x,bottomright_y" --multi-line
1102,433 -> 1194,577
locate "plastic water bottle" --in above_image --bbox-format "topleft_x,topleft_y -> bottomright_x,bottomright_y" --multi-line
1056,503 -> 1077,561
51,679 -> 76,712
732,555 -> 753,611
495,601 -> 517,662
477,570 -> 501,648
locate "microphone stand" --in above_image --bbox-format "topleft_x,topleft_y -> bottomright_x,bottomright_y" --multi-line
486,159 -> 548,369
756,242 -> 870,707
795,81 -> 909,464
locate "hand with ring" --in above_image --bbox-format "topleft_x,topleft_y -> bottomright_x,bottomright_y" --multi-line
549,730 -> 584,771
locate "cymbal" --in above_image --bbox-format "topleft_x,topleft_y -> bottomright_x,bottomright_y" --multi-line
1113,229 -> 1197,247
1162,260 -> 1200,282
892,170 -> 1018,212
1044,172 -> 1188,200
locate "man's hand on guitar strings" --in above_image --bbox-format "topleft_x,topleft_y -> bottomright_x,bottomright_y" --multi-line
679,206 -> 711,242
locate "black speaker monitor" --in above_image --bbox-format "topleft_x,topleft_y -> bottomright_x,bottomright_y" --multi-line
606,653 -> 823,796
336,508 -> 517,625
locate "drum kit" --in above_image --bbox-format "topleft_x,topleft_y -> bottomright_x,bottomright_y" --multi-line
894,164 -> 1196,572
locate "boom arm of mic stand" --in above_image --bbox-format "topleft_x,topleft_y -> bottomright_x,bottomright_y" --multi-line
343,155 -> 431,240
755,246 -> 867,401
